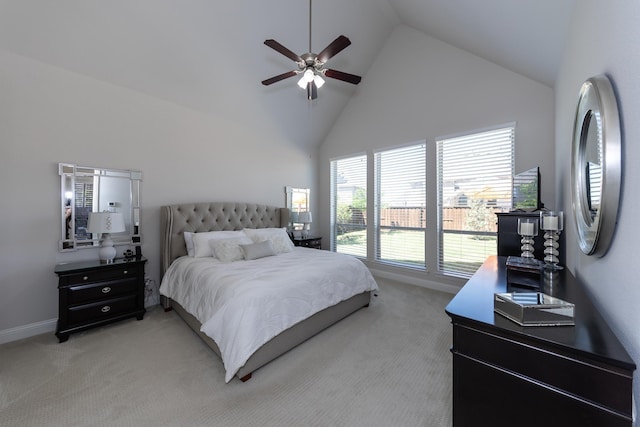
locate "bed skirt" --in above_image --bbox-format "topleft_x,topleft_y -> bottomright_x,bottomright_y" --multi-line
165,291 -> 371,381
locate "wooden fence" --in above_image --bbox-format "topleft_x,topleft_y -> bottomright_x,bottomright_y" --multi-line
346,207 -> 501,232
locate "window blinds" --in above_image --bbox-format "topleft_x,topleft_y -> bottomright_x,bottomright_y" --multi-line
374,144 -> 426,268
437,126 -> 514,277
331,155 -> 367,257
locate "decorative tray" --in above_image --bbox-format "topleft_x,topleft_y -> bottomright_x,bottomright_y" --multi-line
494,292 -> 575,326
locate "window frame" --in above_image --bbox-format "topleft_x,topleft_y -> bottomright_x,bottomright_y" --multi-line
328,123 -> 515,282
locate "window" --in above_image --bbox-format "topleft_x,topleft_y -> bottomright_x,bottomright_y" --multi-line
437,125 -> 514,277
374,144 -> 426,268
331,155 -> 367,257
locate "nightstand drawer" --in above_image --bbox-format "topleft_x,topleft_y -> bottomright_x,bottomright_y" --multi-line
300,238 -> 321,248
67,295 -> 137,326
61,265 -> 140,286
292,236 -> 322,249
67,278 -> 138,305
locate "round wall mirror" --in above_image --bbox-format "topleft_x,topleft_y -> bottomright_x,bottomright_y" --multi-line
571,75 -> 621,256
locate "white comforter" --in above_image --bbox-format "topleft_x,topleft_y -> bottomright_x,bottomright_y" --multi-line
159,248 -> 378,382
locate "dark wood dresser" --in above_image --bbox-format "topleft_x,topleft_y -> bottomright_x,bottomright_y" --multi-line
445,256 -> 635,427
55,257 -> 147,342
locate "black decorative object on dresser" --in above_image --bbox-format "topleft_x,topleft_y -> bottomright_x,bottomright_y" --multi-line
445,256 -> 635,427
55,257 -> 147,342
292,236 -> 322,249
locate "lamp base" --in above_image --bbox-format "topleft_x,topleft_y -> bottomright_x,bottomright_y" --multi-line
99,234 -> 117,264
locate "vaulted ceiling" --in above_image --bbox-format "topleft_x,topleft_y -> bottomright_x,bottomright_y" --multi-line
0,0 -> 575,152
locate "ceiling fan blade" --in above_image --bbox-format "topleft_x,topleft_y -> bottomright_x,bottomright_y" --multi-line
324,69 -> 362,85
264,39 -> 302,62
262,70 -> 298,86
306,81 -> 318,100
317,35 -> 351,63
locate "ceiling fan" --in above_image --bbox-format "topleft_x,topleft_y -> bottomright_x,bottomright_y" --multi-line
261,0 -> 362,100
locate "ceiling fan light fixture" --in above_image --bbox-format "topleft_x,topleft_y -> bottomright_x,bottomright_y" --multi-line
303,68 -> 315,82
314,74 -> 325,88
297,75 -> 308,89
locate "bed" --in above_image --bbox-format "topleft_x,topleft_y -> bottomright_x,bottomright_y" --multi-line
159,202 -> 378,382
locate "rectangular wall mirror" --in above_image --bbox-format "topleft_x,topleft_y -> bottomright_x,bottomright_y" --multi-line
285,186 -> 310,235
59,163 -> 142,251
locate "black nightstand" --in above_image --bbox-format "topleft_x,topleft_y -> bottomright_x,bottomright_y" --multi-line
54,257 -> 147,342
292,236 -> 322,249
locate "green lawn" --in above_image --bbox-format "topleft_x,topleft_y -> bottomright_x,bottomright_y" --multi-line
336,229 -> 496,275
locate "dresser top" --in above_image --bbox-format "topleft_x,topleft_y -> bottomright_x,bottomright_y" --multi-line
55,256 -> 147,274
445,256 -> 635,371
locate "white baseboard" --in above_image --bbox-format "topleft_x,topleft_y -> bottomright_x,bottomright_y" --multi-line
0,318 -> 57,345
0,276 -> 454,345
369,267 -> 462,295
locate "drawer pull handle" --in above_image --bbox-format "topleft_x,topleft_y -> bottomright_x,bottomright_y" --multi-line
123,270 -> 128,275
101,287 -> 111,294
83,276 -> 89,281
101,306 -> 111,313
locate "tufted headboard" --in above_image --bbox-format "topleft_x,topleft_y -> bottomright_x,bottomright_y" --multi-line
161,202 -> 290,275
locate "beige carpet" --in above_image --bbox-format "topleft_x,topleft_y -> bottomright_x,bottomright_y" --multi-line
0,279 -> 454,427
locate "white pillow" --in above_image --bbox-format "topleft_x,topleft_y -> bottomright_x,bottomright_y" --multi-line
243,227 -> 294,254
183,232 -> 195,257
192,230 -> 248,258
240,240 -> 276,260
209,236 -> 253,263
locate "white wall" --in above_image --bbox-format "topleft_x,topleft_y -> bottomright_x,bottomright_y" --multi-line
556,0 -> 640,416
318,25 -> 555,288
0,49 -> 315,339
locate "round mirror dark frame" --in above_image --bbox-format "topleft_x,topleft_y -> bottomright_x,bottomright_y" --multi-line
571,75 -> 621,256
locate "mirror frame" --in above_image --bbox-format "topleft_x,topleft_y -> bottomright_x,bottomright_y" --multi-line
570,75 -> 621,256
59,163 -> 142,251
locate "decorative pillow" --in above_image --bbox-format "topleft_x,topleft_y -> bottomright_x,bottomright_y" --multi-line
240,240 -> 276,261
183,232 -> 195,257
192,230 -> 248,258
243,227 -> 294,254
209,236 -> 254,263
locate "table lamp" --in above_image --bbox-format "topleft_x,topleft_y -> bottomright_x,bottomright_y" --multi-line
298,211 -> 312,238
87,211 -> 125,263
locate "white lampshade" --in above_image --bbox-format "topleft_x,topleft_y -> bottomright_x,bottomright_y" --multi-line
313,74 -> 325,88
298,211 -> 312,238
298,211 -> 312,224
303,68 -> 314,82
87,212 -> 125,263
